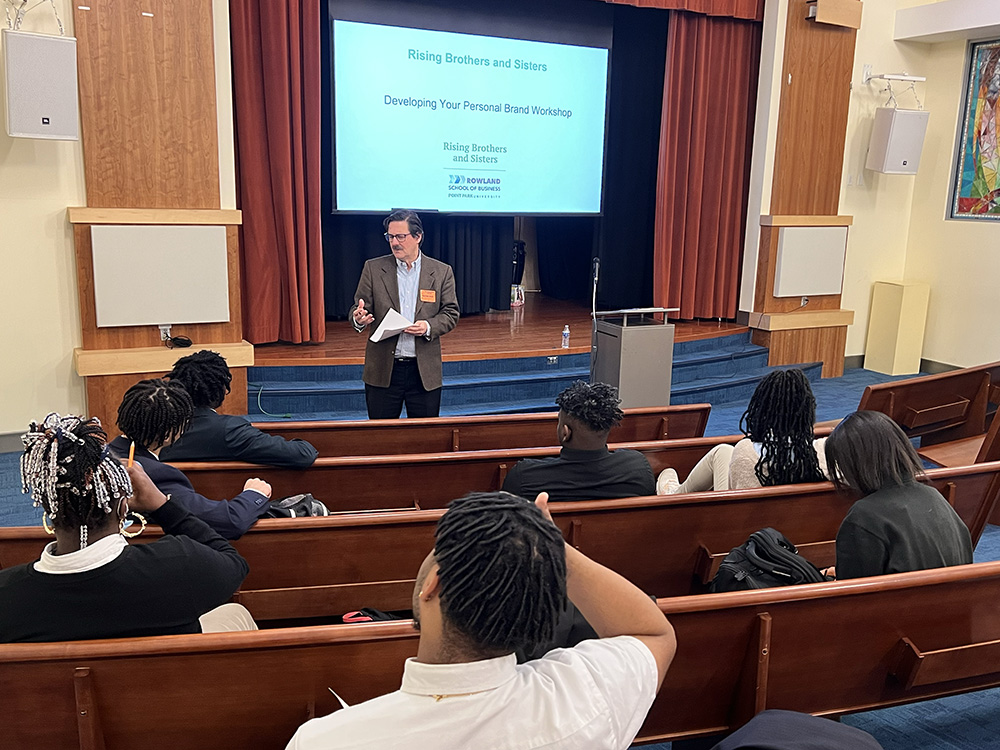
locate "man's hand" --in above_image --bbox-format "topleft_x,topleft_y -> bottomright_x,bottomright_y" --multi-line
124,462 -> 169,514
534,492 -> 553,523
244,477 -> 272,498
403,320 -> 430,336
353,298 -> 375,328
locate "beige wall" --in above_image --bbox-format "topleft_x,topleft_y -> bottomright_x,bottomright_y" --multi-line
746,0 -> 1000,368
838,0 -> 927,356
0,0 -> 86,435
0,0 -> 238,437
904,38 -> 1000,367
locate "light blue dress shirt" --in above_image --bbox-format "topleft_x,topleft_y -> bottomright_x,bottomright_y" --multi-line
394,254 -> 421,357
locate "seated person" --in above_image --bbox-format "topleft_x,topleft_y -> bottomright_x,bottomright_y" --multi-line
824,410 -> 973,580
502,381 -> 655,501
0,413 -> 252,642
659,368 -> 828,493
160,349 -> 318,468
110,379 -> 273,539
286,491 -> 676,749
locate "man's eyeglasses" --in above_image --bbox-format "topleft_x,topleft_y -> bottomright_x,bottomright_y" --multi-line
384,232 -> 412,243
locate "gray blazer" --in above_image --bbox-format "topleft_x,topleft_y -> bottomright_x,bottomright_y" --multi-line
350,253 -> 460,390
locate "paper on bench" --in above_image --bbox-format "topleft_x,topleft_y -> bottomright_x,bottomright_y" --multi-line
370,308 -> 413,342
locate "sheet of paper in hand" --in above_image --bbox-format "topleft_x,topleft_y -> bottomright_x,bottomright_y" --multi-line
370,308 -> 413,342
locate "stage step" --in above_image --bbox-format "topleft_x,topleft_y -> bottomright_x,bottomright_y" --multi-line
670,361 -> 822,406
249,354 -> 592,418
247,332 -> 815,421
671,334 -> 768,385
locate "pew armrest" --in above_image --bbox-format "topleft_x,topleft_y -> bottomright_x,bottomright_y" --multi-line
892,636 -> 1000,690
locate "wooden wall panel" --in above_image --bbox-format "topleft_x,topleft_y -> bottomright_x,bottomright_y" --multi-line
753,225 -> 843,313
74,225 -> 243,350
752,326 -> 848,378
769,0 -> 857,215
87,369 -> 249,439
74,0 -> 220,209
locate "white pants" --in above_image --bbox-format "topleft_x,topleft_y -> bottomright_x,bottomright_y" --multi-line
199,603 -> 258,633
675,443 -> 735,493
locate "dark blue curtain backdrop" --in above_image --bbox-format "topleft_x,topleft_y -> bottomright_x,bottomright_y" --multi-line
535,4 -> 668,309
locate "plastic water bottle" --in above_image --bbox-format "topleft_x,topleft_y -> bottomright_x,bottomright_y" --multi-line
561,325 -> 570,349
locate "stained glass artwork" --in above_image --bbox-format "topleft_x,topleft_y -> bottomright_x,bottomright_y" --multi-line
953,40 -> 1000,220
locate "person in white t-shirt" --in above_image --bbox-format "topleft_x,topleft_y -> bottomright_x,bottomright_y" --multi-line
286,491 -> 676,750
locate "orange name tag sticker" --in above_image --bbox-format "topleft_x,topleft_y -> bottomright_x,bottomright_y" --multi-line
420,289 -> 437,303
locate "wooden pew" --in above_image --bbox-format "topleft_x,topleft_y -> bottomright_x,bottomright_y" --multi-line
918,385 -> 1000,468
169,428 -> 832,512
7,561 -> 1000,749
858,361 -> 1000,446
253,404 -> 711,456
643,561 -> 1000,741
3,462 -> 997,624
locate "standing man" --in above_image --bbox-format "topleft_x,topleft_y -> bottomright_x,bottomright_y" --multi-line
351,210 -> 460,419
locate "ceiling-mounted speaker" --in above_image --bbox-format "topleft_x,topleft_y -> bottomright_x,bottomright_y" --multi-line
2,28 -> 79,140
865,107 -> 929,175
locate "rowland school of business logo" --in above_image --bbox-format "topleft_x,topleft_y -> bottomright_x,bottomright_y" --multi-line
447,174 -> 502,198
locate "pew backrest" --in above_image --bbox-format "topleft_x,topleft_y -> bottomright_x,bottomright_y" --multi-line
858,362 -> 1000,446
169,428 -> 833,512
644,560 -> 1000,741
4,461 -> 997,625
6,562 -> 1000,749
254,404 -> 712,456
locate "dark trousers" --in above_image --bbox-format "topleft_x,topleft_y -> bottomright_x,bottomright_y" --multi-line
365,358 -> 442,419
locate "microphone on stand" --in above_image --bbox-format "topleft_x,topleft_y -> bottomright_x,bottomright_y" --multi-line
590,257 -> 600,383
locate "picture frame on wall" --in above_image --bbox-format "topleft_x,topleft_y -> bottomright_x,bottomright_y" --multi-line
951,39 -> 1000,220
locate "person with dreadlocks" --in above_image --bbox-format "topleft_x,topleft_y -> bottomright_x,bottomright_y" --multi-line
501,381 -> 655,501
160,350 -> 318,468
824,410 -> 972,580
109,378 -> 273,539
286,491 -> 676,749
658,368 -> 828,494
0,413 -> 251,642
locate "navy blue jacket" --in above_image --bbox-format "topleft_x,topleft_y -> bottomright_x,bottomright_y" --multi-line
110,436 -> 269,540
160,407 -> 318,469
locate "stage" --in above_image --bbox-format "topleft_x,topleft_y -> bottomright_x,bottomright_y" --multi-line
254,294 -> 747,367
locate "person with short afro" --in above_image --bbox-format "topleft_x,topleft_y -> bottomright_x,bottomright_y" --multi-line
159,350 -> 318,469
501,381 -> 655,502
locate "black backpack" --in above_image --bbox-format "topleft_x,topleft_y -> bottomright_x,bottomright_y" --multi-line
711,528 -> 827,593
264,493 -> 330,518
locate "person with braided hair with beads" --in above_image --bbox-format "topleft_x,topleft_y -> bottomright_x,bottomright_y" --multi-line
0,413 -> 252,643
657,368 -> 829,494
108,378 -> 274,539
160,349 -> 318,468
500,380 -> 655,502
286,490 -> 676,749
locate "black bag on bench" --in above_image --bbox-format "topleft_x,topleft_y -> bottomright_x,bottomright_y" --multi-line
712,527 -> 827,593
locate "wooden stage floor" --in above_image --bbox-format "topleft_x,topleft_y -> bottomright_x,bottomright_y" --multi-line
254,295 -> 747,367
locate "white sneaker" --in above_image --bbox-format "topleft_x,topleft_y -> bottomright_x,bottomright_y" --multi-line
657,467 -> 680,495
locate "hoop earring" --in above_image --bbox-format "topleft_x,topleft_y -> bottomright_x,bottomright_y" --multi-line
42,512 -> 55,535
120,512 -> 147,539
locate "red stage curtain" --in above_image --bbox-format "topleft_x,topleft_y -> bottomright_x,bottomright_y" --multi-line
653,11 -> 761,320
230,0 -> 325,344
602,0 -> 763,22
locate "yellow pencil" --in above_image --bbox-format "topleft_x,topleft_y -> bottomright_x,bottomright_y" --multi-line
127,440 -> 136,468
